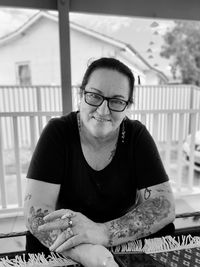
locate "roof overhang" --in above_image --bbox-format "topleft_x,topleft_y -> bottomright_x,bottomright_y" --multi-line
0,0 -> 200,21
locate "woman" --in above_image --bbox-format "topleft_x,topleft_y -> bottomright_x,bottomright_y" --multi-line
24,57 -> 175,266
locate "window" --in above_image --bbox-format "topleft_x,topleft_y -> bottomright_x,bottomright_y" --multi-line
16,62 -> 32,85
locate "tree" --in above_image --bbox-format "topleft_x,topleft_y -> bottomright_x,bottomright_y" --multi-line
160,20 -> 200,85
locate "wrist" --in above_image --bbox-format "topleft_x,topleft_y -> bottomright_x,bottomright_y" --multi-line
99,223 -> 110,247
62,246 -> 82,263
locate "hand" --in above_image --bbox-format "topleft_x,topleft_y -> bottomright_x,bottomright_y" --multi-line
38,209 -> 109,252
63,244 -> 119,267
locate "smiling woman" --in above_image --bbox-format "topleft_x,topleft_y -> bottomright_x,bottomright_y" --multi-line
24,57 -> 175,267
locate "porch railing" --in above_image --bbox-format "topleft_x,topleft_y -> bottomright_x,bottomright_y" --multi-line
0,85 -> 200,216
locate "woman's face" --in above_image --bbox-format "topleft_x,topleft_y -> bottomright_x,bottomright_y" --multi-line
79,68 -> 130,138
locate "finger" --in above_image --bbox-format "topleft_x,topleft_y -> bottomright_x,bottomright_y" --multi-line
49,228 -> 74,251
61,210 -> 76,220
43,209 -> 68,221
103,257 -> 119,267
44,209 -> 75,222
55,234 -> 85,253
38,218 -> 71,231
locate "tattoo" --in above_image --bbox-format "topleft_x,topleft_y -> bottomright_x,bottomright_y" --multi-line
28,206 -> 59,247
109,144 -> 117,161
108,196 -> 171,246
157,188 -> 171,193
24,194 -> 32,202
154,182 -> 172,194
144,188 -> 151,200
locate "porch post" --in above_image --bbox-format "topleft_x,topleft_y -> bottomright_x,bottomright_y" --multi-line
188,86 -> 194,134
57,0 -> 72,114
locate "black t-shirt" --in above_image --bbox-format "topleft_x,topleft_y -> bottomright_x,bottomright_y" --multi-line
26,111 -> 169,253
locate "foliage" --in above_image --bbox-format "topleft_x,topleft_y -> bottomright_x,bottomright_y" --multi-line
160,20 -> 200,85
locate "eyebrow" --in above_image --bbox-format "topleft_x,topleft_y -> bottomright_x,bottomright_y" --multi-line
90,87 -> 126,99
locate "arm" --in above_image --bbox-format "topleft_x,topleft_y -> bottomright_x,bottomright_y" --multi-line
24,179 -> 61,247
62,244 -> 118,267
105,181 -> 175,246
39,181 -> 175,251
24,179 -> 118,267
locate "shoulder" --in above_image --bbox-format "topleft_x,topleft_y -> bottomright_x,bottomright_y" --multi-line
125,117 -> 156,149
37,112 -> 77,145
125,117 -> 145,128
48,111 -> 76,127
44,112 -> 77,134
125,117 -> 147,138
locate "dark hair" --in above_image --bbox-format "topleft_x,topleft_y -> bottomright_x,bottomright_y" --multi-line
80,57 -> 135,104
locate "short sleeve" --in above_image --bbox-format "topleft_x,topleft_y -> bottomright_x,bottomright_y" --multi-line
27,118 -> 67,184
134,123 -> 169,189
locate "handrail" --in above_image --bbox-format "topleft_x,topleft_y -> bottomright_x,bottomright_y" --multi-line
175,211 -> 200,219
0,231 -> 28,239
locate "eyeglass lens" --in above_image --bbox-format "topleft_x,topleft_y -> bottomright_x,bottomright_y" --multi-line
85,92 -> 127,111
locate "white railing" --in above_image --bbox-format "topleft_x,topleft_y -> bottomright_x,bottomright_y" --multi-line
131,109 -> 200,190
0,109 -> 199,216
0,111 -> 62,216
0,85 -> 200,216
1,84 -> 200,148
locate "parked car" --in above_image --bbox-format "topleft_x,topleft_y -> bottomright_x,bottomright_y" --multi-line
183,131 -> 200,171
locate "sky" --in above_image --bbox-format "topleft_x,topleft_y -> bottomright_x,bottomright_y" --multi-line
0,8 -> 37,37
68,12 -> 175,77
0,7 -> 175,78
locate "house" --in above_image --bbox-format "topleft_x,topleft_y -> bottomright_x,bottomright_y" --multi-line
0,11 -> 168,87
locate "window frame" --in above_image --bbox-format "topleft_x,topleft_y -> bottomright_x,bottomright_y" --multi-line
15,61 -> 32,86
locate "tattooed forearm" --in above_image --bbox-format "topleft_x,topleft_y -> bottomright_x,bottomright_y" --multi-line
106,196 -> 172,247
27,206 -> 59,248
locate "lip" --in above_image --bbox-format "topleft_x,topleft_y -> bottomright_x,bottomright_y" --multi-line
92,116 -> 111,122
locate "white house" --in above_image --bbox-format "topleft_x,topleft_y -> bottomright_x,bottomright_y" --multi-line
0,11 -> 168,87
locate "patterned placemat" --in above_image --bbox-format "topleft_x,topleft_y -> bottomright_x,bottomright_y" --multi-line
150,247 -> 200,267
114,253 -> 165,267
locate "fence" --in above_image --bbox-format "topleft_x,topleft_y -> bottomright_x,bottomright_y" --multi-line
132,85 -> 200,141
0,84 -> 200,215
0,85 -> 200,149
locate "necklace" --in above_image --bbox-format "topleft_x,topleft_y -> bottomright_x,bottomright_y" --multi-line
77,112 -> 81,132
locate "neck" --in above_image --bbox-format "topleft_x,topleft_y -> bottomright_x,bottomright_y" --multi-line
84,126 -> 119,148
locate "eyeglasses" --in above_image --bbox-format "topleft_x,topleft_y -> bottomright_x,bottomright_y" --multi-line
84,91 -> 129,112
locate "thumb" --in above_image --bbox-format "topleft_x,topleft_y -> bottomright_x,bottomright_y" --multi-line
102,256 -> 119,267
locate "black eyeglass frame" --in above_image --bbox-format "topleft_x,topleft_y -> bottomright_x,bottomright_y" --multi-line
83,90 -> 129,112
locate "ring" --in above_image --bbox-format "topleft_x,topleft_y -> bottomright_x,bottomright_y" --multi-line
68,219 -> 73,227
67,227 -> 74,237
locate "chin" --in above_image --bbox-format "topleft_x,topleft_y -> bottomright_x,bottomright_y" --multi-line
91,128 -> 111,138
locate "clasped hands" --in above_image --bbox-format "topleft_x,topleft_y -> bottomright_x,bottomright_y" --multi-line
38,209 -> 109,253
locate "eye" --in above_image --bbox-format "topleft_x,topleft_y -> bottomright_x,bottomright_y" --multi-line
88,93 -> 102,100
110,98 -> 126,105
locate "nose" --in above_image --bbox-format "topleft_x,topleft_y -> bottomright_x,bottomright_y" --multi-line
96,99 -> 110,115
